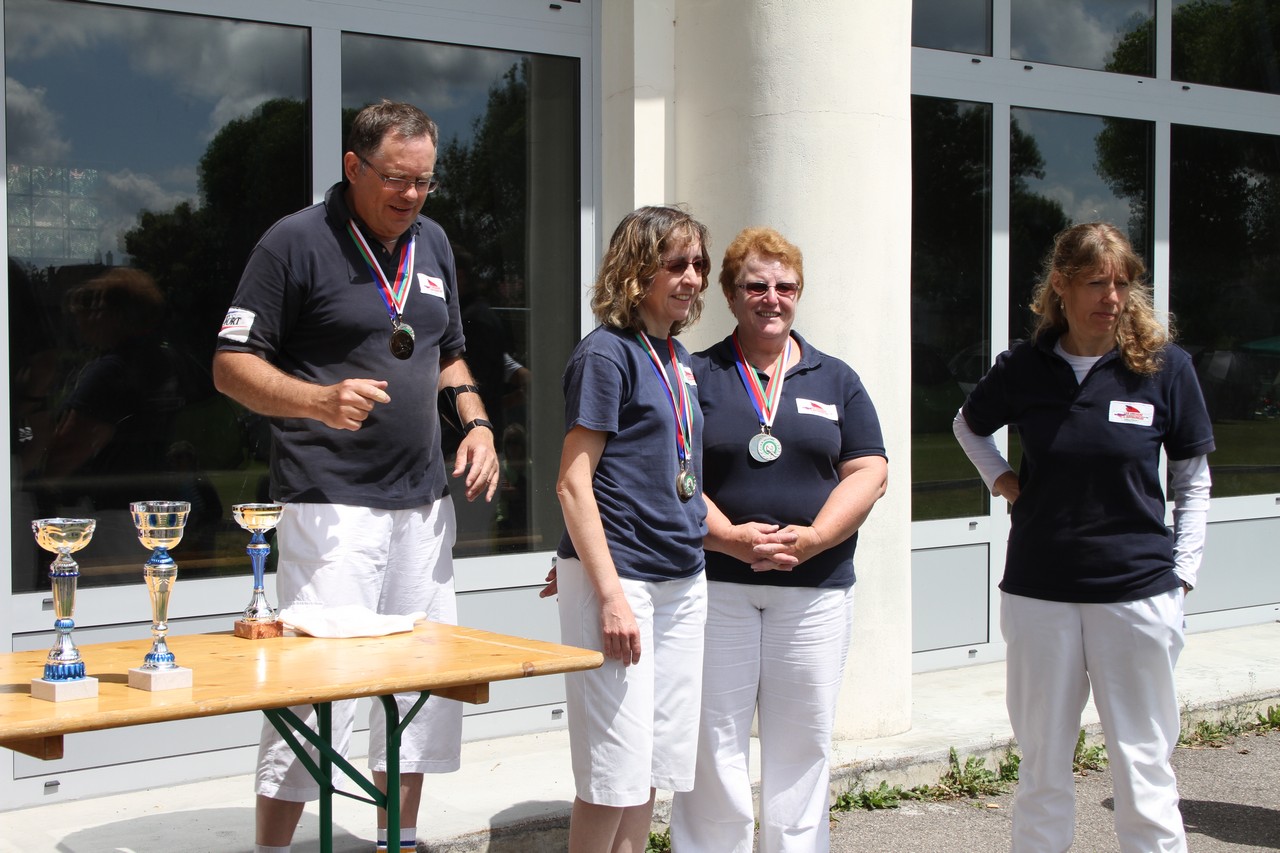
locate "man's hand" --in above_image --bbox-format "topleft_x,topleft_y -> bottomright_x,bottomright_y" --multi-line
453,425 -> 499,501
314,379 -> 390,430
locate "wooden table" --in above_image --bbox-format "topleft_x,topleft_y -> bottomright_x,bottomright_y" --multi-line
0,624 -> 602,851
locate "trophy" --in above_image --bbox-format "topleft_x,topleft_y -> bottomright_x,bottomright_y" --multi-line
30,518 -> 98,701
128,501 -> 193,691
232,503 -> 284,639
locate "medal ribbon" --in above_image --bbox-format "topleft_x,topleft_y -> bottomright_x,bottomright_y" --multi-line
731,331 -> 791,432
346,220 -> 416,326
635,333 -> 694,467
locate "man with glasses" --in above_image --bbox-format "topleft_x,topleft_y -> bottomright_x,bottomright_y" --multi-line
214,100 -> 498,853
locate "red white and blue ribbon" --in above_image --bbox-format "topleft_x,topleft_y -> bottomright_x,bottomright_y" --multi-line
731,331 -> 791,434
635,332 -> 695,468
346,220 -> 416,326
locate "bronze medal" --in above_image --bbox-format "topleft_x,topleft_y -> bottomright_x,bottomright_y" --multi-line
676,465 -> 697,502
390,321 -> 415,360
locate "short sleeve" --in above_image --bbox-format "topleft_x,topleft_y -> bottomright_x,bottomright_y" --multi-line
1163,348 -> 1216,460
961,349 -> 1013,438
838,372 -> 887,462
562,349 -> 626,436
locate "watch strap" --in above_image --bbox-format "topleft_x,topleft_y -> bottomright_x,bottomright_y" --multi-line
463,418 -> 494,435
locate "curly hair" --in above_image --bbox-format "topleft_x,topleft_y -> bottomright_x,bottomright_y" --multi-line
1030,221 -> 1170,376
718,226 -> 804,302
591,206 -> 710,335
346,99 -> 439,158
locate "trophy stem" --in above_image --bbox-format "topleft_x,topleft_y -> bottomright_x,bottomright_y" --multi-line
44,556 -> 85,680
242,533 -> 276,620
142,547 -> 178,670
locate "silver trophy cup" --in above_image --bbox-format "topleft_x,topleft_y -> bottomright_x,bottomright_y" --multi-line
32,517 -> 96,681
130,501 -> 190,671
232,503 -> 282,637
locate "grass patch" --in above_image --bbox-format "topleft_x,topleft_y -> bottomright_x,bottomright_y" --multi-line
646,829 -> 671,852
1073,729 -> 1107,774
832,745 -> 1022,815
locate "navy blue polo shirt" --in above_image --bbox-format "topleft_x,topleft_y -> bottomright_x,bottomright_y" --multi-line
216,182 -> 464,509
555,325 -> 707,582
691,332 -> 886,589
962,332 -> 1215,603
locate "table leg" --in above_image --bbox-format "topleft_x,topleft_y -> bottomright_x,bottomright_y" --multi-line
318,703 -> 332,853
262,692 -> 432,850
377,692 -> 430,849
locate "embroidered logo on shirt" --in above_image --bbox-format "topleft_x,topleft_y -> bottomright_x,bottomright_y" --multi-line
1109,401 -> 1154,426
419,273 -> 445,298
679,363 -> 696,386
796,398 -> 838,420
218,307 -> 255,342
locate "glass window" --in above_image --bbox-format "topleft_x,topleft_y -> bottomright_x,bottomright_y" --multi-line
911,97 -> 992,520
342,33 -> 580,557
1170,124 -> 1280,497
1173,0 -> 1280,95
1009,107 -> 1153,342
7,0 -> 309,593
1013,0 -> 1154,74
912,0 -> 992,55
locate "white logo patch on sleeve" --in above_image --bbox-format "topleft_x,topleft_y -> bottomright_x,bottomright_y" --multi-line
1108,400 -> 1154,426
419,273 -> 446,299
796,398 -> 838,420
219,307 -> 255,343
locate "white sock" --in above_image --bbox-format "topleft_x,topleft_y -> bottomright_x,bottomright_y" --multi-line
375,827 -> 417,850
255,846 -> 290,853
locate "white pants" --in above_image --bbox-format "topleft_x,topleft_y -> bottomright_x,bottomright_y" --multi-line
256,500 -> 463,802
1001,589 -> 1186,853
670,582 -> 854,853
557,557 -> 707,807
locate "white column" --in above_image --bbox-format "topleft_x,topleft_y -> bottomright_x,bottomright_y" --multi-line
601,0 -> 914,738
682,0 -> 913,738
600,0 -> 678,228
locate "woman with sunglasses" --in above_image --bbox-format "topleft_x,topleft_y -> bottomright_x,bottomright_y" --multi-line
547,206 -> 711,852
669,226 -> 888,852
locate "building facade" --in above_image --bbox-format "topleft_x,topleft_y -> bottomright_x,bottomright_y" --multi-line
1,0 -> 1276,812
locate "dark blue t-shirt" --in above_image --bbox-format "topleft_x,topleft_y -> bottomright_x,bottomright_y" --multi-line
691,333 -> 886,589
962,332 -> 1215,603
216,182 -> 464,509
555,325 -> 707,582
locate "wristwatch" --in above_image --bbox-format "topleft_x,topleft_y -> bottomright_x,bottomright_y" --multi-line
463,418 -> 494,435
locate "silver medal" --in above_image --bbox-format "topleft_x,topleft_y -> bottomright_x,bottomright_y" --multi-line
748,432 -> 782,463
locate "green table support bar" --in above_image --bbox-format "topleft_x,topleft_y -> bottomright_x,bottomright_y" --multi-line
263,690 -> 432,853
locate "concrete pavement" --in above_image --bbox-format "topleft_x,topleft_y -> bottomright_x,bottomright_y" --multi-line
2,621 -> 1277,852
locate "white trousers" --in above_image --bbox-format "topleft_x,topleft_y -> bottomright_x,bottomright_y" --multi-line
557,557 -> 708,807
670,582 -> 854,853
256,500 -> 463,802
1001,589 -> 1187,853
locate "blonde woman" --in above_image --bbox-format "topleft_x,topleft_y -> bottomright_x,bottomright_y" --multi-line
547,206 -> 711,852
954,222 -> 1214,853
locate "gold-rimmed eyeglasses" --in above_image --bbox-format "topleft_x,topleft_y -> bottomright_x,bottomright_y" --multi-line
359,156 -> 440,195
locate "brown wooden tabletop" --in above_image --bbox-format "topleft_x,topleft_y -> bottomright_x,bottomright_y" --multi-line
0,622 -> 602,760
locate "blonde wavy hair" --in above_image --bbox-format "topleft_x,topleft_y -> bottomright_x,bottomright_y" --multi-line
1030,221 -> 1170,376
591,206 -> 710,335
